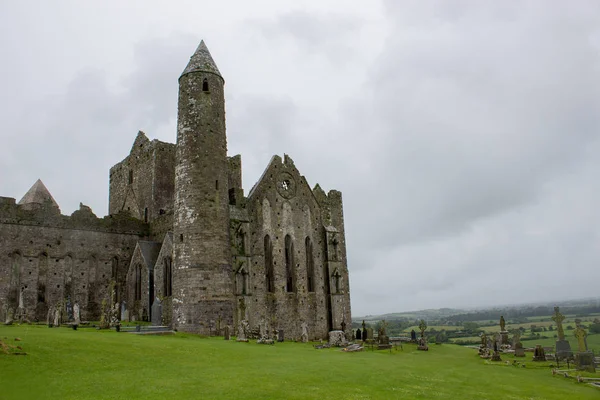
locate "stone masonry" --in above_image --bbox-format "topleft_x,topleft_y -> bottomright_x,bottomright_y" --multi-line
0,40 -> 352,339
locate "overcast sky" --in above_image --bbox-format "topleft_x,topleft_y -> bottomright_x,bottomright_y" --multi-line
2,1 -> 600,317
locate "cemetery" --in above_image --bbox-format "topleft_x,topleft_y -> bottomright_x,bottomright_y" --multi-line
1,302 -> 599,399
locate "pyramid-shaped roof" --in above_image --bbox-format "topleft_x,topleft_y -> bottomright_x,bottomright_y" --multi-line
180,40 -> 223,79
18,179 -> 59,208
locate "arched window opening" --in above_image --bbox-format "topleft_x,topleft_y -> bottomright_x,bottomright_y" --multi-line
163,257 -> 172,297
135,265 -> 142,301
264,235 -> 274,293
285,235 -> 295,292
202,78 -> 209,92
144,208 -> 148,223
305,237 -> 314,292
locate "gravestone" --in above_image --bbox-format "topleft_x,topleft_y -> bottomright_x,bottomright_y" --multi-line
377,320 -> 392,350
123,309 -> 129,322
417,337 -> 429,351
53,307 -> 61,327
277,329 -> 284,342
73,303 -> 81,326
224,325 -> 230,340
532,345 -> 546,361
237,320 -> 249,342
121,302 -> 127,322
46,306 -> 53,328
491,339 -> 501,361
366,327 -> 374,340
479,334 -> 488,356
410,329 -> 417,342
329,330 -> 347,347
574,322 -> 595,372
552,306 -> 572,359
356,328 -> 362,341
151,298 -> 162,326
300,322 -> 308,343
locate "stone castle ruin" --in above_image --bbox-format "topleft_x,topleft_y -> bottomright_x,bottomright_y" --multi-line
0,41 -> 352,339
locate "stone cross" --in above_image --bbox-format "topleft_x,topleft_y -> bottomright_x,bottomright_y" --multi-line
574,324 -> 588,352
418,320 -> 427,337
552,306 -> 566,341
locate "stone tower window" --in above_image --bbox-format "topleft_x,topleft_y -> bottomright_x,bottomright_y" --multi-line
144,208 -> 148,223
285,235 -> 295,292
264,235 -> 274,293
128,170 -> 133,185
202,78 -> 209,92
305,237 -> 314,292
163,257 -> 172,297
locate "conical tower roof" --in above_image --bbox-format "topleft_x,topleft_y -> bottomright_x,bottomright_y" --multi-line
18,179 -> 59,208
180,40 -> 223,79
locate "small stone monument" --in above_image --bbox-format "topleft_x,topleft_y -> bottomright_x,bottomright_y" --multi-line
237,320 -> 249,342
300,322 -> 309,343
361,320 -> 366,341
377,320 -> 392,350
224,325 -> 230,340
491,338 -> 502,361
73,303 -> 81,326
53,307 -> 61,327
121,302 -> 127,322
410,329 -> 417,342
512,330 -> 524,357
328,330 -> 347,347
479,333 -> 488,356
366,327 -> 374,341
574,322 -> 595,372
151,298 -> 162,326
277,329 -> 284,342
417,320 -> 428,351
532,345 -> 546,362
499,316 -> 509,345
356,328 -> 362,341
47,306 -> 54,327
552,306 -> 572,359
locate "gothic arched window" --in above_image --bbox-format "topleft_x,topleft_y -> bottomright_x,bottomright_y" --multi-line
163,257 -> 172,297
135,265 -> 142,301
264,235 -> 274,292
202,78 -> 209,92
285,235 -> 295,292
305,237 -> 314,292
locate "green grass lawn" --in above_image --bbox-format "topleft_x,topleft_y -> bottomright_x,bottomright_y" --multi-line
0,324 -> 598,399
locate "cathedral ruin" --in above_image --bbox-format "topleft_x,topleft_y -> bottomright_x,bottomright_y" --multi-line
0,41 -> 352,339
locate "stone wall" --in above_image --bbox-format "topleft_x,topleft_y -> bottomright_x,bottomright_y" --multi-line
108,132 -> 175,222
244,155 -> 336,340
0,202 -> 145,322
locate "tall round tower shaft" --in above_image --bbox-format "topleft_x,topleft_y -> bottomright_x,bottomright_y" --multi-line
172,41 -> 233,333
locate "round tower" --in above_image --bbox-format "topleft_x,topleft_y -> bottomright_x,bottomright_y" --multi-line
172,40 -> 233,333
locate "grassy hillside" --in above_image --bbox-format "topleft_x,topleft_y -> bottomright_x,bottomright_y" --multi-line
1,324 -> 598,399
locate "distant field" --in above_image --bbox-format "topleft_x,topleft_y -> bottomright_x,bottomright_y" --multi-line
402,325 -> 462,333
1,324 -> 598,399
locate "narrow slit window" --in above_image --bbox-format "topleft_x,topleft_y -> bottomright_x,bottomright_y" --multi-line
202,78 -> 209,92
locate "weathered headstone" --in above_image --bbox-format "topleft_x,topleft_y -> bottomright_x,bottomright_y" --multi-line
151,298 -> 162,326
329,330 -> 347,347
53,307 -> 61,327
73,303 -> 81,326
47,306 -> 54,327
491,339 -> 501,361
366,327 -> 374,340
224,325 -> 230,340
121,302 -> 127,321
532,345 -> 546,362
377,320 -> 391,350
479,333 -> 488,356
300,322 -> 309,343
410,329 -> 417,342
552,306 -> 572,359
356,328 -> 362,341
277,329 -> 284,342
237,320 -> 249,342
